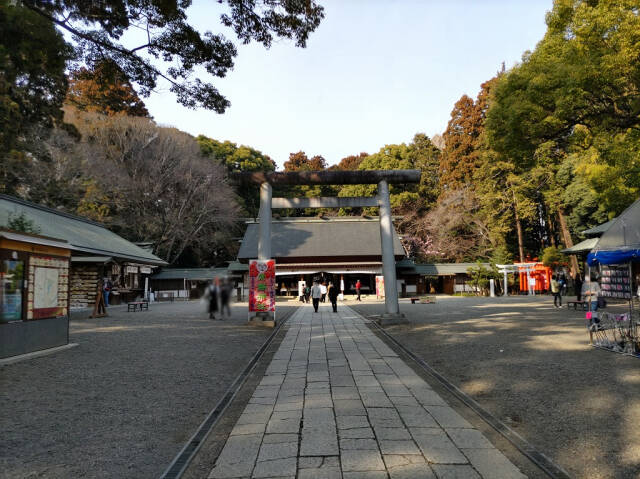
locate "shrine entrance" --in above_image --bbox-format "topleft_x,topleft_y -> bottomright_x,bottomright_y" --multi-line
236,170 -> 421,325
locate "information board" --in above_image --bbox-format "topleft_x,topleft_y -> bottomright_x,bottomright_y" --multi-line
249,260 -> 276,312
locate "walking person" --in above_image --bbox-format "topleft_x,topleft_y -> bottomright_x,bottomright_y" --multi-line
311,281 -> 322,313
551,274 -> 562,308
220,278 -> 231,319
103,277 -> 112,307
559,273 -> 568,296
355,279 -> 362,301
304,285 -> 311,303
298,280 -> 306,303
205,278 -> 219,319
328,281 -> 339,313
320,282 -> 327,303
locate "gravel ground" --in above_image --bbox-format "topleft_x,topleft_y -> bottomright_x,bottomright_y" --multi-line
350,295 -> 640,479
0,300 -> 297,479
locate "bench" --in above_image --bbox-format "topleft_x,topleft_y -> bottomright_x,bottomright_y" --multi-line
127,301 -> 149,312
567,301 -> 588,310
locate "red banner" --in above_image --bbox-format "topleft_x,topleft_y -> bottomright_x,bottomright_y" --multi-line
249,260 -> 276,312
376,275 -> 385,298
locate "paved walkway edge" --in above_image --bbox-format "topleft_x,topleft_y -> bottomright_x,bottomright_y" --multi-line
161,308 -> 296,479
367,318 -> 571,479
0,343 -> 78,366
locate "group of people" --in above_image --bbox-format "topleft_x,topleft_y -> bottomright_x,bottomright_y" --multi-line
205,277 -> 233,320
550,272 -> 608,311
300,279 -> 362,303
310,280 -> 339,313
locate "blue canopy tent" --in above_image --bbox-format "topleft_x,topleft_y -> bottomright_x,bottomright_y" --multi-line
587,199 -> 640,266
588,249 -> 640,266
584,199 -> 640,356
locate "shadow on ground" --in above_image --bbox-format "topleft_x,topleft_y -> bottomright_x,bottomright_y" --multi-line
352,295 -> 640,479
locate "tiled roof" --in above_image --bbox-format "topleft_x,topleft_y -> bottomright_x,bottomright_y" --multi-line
418,263 -> 488,275
582,219 -> 615,237
151,268 -> 226,281
561,238 -> 599,254
0,194 -> 167,265
237,218 -> 405,260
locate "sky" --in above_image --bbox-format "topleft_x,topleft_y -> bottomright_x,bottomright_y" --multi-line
143,0 -> 552,168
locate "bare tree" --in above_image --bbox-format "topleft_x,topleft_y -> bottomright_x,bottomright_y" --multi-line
400,189 -> 492,262
71,110 -> 239,264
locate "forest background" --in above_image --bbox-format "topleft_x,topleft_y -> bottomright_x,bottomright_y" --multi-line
1,0 -> 639,272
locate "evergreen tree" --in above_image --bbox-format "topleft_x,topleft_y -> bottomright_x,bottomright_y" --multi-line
197,135 -> 275,218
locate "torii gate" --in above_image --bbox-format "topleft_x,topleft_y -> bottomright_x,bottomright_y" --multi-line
496,263 -> 538,296
235,169 -> 421,324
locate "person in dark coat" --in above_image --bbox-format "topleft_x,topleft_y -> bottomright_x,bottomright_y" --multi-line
304,285 -> 311,303
574,274 -> 583,301
220,278 -> 231,319
205,278 -> 219,320
327,281 -> 339,313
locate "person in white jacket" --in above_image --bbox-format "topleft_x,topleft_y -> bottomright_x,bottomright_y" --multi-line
311,281 -> 322,313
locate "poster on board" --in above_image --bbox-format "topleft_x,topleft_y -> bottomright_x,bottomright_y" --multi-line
34,267 -> 59,309
249,260 -> 276,313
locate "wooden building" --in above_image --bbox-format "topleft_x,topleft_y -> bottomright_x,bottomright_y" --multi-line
0,194 -> 167,310
397,261 -> 490,295
235,217 -> 488,297
150,267 -> 227,300
236,217 -> 406,295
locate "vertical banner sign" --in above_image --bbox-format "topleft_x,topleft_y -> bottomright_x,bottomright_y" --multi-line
375,275 -> 385,298
249,260 -> 276,312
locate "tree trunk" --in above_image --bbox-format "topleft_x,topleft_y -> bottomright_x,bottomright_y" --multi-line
548,213 -> 557,248
511,189 -> 525,262
557,208 -> 580,278
514,210 -> 525,263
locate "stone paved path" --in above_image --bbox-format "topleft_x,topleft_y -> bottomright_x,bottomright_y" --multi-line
208,304 -> 527,479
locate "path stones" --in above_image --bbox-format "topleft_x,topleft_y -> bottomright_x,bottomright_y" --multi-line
341,449 -> 385,472
410,428 -> 469,464
208,305 -> 526,479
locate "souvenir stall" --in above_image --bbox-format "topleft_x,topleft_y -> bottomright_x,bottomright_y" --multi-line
585,199 -> 640,356
0,230 -> 71,359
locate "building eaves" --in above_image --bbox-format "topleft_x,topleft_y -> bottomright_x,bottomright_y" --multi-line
561,237 -> 599,254
0,195 -> 167,266
582,219 -> 615,237
151,268 -> 225,281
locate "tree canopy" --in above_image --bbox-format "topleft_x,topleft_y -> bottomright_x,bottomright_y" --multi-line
66,60 -> 150,117
0,0 -> 72,193
198,135 -> 276,218
283,151 -> 327,171
21,0 -> 324,113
